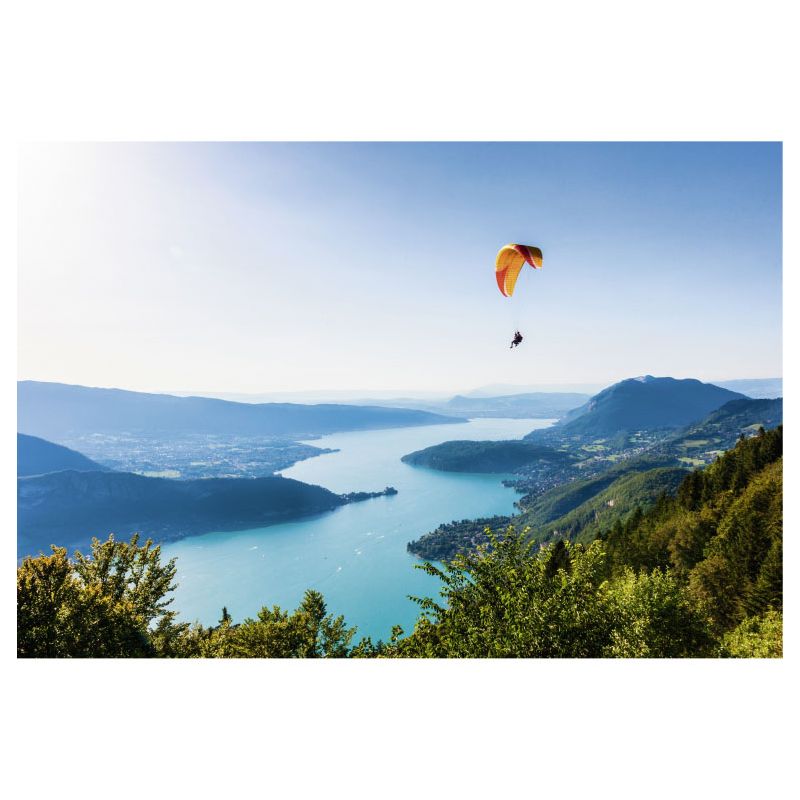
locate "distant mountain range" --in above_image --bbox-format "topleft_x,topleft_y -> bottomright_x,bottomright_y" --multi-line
460,382 -> 607,397
19,374 -> 782,560
315,380 -> 777,420
542,376 -> 746,436
713,378 -> 782,398
462,378 -> 781,400
304,391 -> 590,419
18,433 -> 108,476
17,381 -> 463,441
160,377 -> 782,405
437,392 -> 589,419
168,383 -> 607,403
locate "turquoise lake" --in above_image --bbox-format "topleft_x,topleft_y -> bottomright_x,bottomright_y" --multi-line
161,417 -> 554,642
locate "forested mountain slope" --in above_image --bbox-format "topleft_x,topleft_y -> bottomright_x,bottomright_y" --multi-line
406,457 -> 684,561
18,470 -> 351,555
599,426 -> 782,636
534,375 -> 744,436
401,440 -> 571,473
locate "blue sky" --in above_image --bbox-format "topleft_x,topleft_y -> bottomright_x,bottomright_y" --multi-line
18,142 -> 782,394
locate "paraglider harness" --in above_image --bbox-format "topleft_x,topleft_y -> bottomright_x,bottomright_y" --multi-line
510,330 -> 523,349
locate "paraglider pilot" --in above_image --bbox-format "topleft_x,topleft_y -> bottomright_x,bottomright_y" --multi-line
510,330 -> 523,349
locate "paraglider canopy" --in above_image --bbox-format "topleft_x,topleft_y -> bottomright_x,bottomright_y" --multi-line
495,243 -> 543,297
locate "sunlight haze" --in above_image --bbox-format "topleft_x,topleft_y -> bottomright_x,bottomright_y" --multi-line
18,142 -> 782,394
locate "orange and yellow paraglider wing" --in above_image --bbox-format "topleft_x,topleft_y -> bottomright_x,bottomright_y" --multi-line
496,257 -> 525,297
495,244 -> 542,297
515,243 -> 543,269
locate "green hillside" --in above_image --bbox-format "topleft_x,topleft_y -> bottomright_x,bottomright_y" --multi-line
517,453 -> 677,526
657,397 -> 782,466
407,398 -> 783,563
407,457 -> 683,561
526,467 -> 687,545
599,426 -> 782,637
401,440 -> 571,473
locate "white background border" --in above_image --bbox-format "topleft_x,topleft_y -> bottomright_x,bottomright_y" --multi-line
2,2 -> 795,798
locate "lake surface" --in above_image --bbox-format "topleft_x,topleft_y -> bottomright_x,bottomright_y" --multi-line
161,417 -> 554,642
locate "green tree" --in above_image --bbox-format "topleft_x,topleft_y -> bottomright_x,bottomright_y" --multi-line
719,611 -> 782,658
677,469 -> 703,511
604,567 -> 713,657
17,547 -> 79,657
17,534 -> 180,658
688,459 -> 782,632
544,538 -> 571,578
398,530 -> 615,658
742,537 -> 782,618
395,528 -> 714,658
666,506 -> 717,575
185,590 -> 358,658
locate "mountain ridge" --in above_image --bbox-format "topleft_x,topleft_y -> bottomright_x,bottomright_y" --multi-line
531,376 -> 745,437
18,380 -> 464,441
18,433 -> 108,476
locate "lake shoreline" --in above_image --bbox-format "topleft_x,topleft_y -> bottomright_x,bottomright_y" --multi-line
161,418 -> 555,640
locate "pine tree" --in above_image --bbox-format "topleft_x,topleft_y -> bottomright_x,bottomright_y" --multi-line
742,537 -> 782,617
544,538 -> 571,578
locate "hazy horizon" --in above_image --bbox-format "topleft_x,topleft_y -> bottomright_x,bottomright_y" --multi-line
19,142 -> 782,393
15,375 -> 782,404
